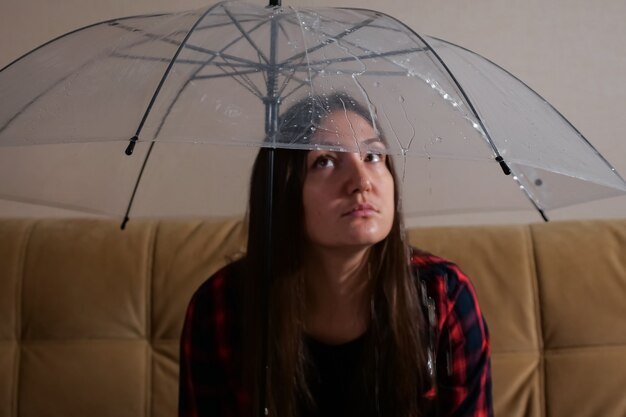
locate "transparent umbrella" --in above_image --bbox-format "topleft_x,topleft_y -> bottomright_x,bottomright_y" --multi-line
0,0 -> 625,226
2,2 -> 625,415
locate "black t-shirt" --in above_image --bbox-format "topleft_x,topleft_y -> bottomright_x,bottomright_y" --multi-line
301,334 -> 368,417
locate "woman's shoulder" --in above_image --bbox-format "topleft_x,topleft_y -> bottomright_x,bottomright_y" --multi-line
189,259 -> 245,306
409,247 -> 474,302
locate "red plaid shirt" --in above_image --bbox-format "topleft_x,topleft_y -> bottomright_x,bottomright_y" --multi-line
179,252 -> 493,417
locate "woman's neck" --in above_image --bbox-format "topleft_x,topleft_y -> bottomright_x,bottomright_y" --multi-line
303,245 -> 373,344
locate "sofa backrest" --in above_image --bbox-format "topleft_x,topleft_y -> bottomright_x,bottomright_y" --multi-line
1,218 -> 625,417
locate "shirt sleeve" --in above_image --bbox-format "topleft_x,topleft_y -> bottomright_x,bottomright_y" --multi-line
434,263 -> 493,417
179,271 -> 238,417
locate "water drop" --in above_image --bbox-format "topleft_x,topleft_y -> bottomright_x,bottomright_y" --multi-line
398,96 -> 405,103
373,81 -> 381,87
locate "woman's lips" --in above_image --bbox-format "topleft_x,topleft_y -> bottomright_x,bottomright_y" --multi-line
343,204 -> 377,217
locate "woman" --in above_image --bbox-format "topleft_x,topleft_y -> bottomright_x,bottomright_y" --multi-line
179,93 -> 493,417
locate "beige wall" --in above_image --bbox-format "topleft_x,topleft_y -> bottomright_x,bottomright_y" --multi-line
1,0 -> 625,224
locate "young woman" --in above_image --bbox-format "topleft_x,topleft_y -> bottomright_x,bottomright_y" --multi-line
179,93 -> 493,417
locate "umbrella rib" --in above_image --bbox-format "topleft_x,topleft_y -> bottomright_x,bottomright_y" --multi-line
193,16 -> 262,31
273,17 -> 312,98
285,47 -> 427,70
111,21 -> 189,47
194,68 -> 266,79
0,13 -> 170,72
411,31 -> 554,221
427,35 -> 626,187
129,2 -> 224,142
111,18 -> 272,72
222,5 -> 271,65
279,78 -> 309,101
121,141 -> 156,229
111,49 -> 268,69
144,15 -> 273,144
281,15 -> 377,65
0,56 -> 106,137
122,4 -> 225,221
0,18 -> 187,136
183,18 -> 271,67
414,34 -> 504,160
216,61 -> 265,98
313,30 -> 428,67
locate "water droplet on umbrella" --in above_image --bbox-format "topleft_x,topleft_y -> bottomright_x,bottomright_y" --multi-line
398,96 -> 405,103
534,178 -> 543,186
373,81 -> 381,87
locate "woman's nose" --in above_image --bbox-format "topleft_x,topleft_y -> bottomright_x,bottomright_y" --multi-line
345,157 -> 372,194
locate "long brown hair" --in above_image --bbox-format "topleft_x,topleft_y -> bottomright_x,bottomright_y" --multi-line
242,93 -> 429,417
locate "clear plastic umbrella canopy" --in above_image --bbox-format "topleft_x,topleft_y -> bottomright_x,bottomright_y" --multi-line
1,0 -> 625,223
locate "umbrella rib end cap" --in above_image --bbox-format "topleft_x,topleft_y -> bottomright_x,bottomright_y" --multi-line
125,136 -> 139,156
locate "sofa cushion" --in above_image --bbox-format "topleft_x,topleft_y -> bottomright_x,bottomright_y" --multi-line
0,217 -> 624,417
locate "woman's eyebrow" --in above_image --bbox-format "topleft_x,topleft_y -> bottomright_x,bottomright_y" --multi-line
311,137 -> 382,147
362,137 -> 384,146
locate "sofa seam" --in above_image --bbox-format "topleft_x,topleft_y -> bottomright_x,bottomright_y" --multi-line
14,219 -> 37,417
146,220 -> 159,417
528,223 -> 547,417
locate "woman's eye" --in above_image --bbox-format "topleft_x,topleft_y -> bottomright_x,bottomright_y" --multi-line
364,152 -> 384,163
313,155 -> 335,168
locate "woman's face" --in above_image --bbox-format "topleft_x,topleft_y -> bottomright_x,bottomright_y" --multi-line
302,110 -> 395,251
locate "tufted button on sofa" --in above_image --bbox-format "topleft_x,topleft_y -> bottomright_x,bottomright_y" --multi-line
1,218 -> 625,417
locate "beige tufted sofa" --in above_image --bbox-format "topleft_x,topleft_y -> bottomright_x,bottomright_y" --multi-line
1,218 -> 625,417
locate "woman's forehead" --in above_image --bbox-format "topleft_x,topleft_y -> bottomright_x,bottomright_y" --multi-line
310,110 -> 383,150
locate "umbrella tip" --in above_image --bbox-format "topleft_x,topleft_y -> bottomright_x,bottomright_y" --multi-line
495,156 -> 511,176
125,135 -> 138,156
120,216 -> 129,230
